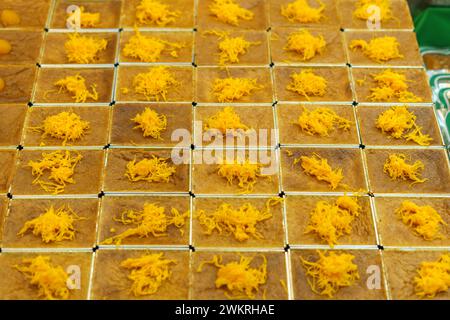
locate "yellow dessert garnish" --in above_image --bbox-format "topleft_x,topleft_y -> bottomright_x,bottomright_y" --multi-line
79,6 -> 100,28
132,107 -> 167,139
0,78 -> 5,92
54,74 -> 98,103
196,198 -> 282,242
383,154 -> 427,184
17,205 -> 85,243
125,156 -> 176,183
64,33 -> 107,64
296,107 -> 351,136
284,29 -> 326,61
305,196 -> 361,246
209,0 -> 254,26
368,69 -> 422,103
0,39 -> 12,55
123,29 -> 184,62
30,111 -> 90,145
286,70 -> 327,99
350,36 -> 403,63
212,77 -> 263,102
414,254 -> 450,298
295,154 -> 344,190
1,9 -> 21,27
197,254 -> 267,299
396,200 -> 447,241
103,203 -> 189,245
353,0 -> 393,22
204,106 -> 249,135
136,0 -> 180,26
281,0 -> 325,23
132,66 -> 179,101
376,106 -> 432,146
15,256 -> 70,300
300,251 -> 360,298
28,150 -> 83,194
121,253 -> 177,297
217,159 -> 264,193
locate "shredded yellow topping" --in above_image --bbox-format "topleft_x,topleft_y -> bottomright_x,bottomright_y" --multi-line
295,154 -> 344,190
132,66 -> 179,101
281,0 -> 325,23
368,69 -> 422,103
209,0 -> 254,26
284,29 -> 326,61
383,153 -> 427,185
132,107 -> 167,139
350,36 -> 403,63
197,254 -> 267,299
64,33 -> 107,64
136,0 -> 180,26
286,70 -> 327,100
212,77 -> 263,103
296,107 -> 351,136
79,6 -> 100,28
54,74 -> 98,103
121,253 -> 177,296
353,0 -> 393,21
125,156 -> 176,183
1,9 -> 21,27
15,256 -> 70,300
28,150 -> 83,194
301,251 -> 360,298
414,254 -> 450,298
217,159 -> 264,193
204,106 -> 249,135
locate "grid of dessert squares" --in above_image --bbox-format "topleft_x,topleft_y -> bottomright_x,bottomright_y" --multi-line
0,0 -> 449,300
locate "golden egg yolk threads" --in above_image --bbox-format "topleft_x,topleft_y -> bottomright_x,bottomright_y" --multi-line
217,159 -> 264,193
54,74 -> 99,103
132,107 -> 167,140
286,70 -> 327,99
284,29 -> 326,61
197,254 -> 267,299
383,153 -> 427,185
1,9 -> 21,27
136,0 -> 180,26
0,39 -> 12,55
64,33 -> 107,64
204,106 -> 249,135
295,153 -> 345,190
17,205 -> 85,243
296,107 -> 351,136
301,251 -> 360,298
132,66 -> 180,101
79,6 -> 100,28
15,256 -> 70,300
125,156 -> 176,183
209,0 -> 254,26
396,201 -> 447,241
281,0 -> 325,23
28,150 -> 83,194
212,77 -> 263,102
353,0 -> 393,22
103,203 -> 189,245
350,36 -> 403,63
368,69 -> 422,103
414,254 -> 450,299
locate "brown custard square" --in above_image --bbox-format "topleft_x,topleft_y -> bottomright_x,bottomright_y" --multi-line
374,197 -> 450,247
191,251 -> 288,299
382,250 -> 450,300
23,106 -> 111,147
0,0 -> 51,28
0,104 -> 27,146
351,68 -> 432,103
111,103 -> 192,147
192,197 -> 285,248
91,249 -> 190,300
98,195 -> 190,246
34,68 -> 114,104
277,104 -> 359,145
274,66 -> 353,102
0,252 -> 92,300
0,66 -> 36,104
196,66 -> 273,103
103,148 -> 190,193
270,27 -> 346,65
281,147 -> 367,192
291,249 -> 387,300
365,149 -> 450,194
11,149 -> 105,195
286,195 -> 376,246
0,30 -> 43,64
0,150 -> 17,193
357,106 -> 442,146
2,198 -> 100,249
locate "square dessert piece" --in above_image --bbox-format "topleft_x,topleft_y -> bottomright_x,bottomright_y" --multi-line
0,30 -> 43,64
110,103 -> 192,147
192,196 -> 285,248
0,66 -> 36,104
0,252 -> 92,300
0,104 -> 27,146
291,249 -> 387,299
23,106 -> 111,147
191,251 -> 288,299
0,0 -> 51,28
104,148 -> 190,193
286,195 -> 376,246
274,66 -> 353,102
374,197 -> 450,247
34,68 -> 114,104
357,106 -> 442,146
0,197 -> 8,245
365,149 -> 450,194
0,150 -> 17,193
11,149 -> 105,195
270,27 -> 346,65
98,195 -> 190,246
277,104 -> 359,145
91,249 -> 190,300
2,198 -> 100,249
281,147 -> 367,192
